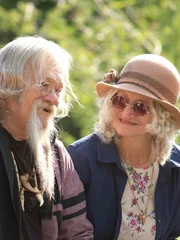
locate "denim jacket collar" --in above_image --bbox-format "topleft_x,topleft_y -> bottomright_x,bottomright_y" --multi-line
95,133 -> 180,182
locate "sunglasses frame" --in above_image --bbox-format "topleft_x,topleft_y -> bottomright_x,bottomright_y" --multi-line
111,94 -> 150,116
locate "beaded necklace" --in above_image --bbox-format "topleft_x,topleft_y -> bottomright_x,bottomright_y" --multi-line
121,160 -> 155,225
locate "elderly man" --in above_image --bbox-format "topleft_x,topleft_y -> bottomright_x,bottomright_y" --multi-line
0,36 -> 93,240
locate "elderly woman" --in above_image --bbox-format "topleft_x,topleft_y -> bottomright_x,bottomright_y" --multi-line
67,54 -> 180,240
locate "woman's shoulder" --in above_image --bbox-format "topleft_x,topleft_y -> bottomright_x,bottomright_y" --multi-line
171,143 -> 180,164
68,133 -> 100,150
67,133 -> 105,164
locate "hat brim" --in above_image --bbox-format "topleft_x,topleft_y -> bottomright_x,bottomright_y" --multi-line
96,81 -> 180,129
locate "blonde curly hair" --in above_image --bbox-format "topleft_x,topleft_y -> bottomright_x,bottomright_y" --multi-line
94,88 -> 178,165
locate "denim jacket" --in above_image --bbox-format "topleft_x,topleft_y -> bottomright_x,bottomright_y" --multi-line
67,133 -> 180,240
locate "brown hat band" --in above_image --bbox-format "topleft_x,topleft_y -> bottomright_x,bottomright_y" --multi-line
118,71 -> 177,104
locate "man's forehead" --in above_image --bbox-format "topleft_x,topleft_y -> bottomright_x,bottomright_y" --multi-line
45,76 -> 64,86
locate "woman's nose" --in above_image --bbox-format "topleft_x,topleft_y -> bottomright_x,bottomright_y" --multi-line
121,104 -> 136,117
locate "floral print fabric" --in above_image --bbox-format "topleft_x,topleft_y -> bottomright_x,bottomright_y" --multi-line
118,161 -> 159,240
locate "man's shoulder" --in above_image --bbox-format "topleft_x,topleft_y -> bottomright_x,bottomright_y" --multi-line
54,138 -> 64,148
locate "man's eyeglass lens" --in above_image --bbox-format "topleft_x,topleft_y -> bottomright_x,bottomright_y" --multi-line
40,82 -> 52,96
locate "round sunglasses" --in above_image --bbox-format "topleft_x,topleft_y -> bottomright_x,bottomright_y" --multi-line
111,95 -> 150,116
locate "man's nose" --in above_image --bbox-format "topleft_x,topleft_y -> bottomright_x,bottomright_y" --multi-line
42,91 -> 59,107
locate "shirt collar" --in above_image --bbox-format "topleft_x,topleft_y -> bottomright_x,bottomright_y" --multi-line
95,133 -> 180,170
96,138 -> 119,164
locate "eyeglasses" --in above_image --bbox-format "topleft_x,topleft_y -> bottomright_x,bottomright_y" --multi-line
111,94 -> 150,116
39,82 -> 62,97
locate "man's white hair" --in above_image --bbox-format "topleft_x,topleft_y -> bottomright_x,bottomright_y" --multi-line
27,98 -> 56,198
0,35 -> 79,122
0,36 -> 80,197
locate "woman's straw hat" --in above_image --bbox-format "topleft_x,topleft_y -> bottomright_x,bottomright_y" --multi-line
96,54 -> 180,128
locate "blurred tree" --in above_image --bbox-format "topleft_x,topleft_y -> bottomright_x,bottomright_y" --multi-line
0,0 -> 180,145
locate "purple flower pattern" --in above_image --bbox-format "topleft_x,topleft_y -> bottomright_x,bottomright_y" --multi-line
119,164 -> 156,238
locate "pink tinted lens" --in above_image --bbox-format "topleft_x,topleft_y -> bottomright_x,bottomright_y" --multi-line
112,95 -> 126,111
133,102 -> 147,116
112,95 -> 148,116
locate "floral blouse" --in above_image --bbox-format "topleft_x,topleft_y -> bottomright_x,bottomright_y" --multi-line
118,161 -> 159,240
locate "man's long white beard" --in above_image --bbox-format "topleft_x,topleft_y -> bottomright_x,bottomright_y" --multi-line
27,99 -> 56,199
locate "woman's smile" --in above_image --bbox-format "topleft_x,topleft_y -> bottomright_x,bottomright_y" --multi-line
119,117 -> 138,125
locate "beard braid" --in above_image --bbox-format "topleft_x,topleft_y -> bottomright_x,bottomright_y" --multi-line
26,99 -> 56,199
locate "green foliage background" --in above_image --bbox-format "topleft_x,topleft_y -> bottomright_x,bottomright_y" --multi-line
0,0 -> 180,146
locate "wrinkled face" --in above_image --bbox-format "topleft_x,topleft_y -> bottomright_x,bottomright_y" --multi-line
111,90 -> 152,138
5,75 -> 63,133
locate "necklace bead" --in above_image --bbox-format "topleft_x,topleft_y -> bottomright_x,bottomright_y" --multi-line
121,160 -> 155,225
